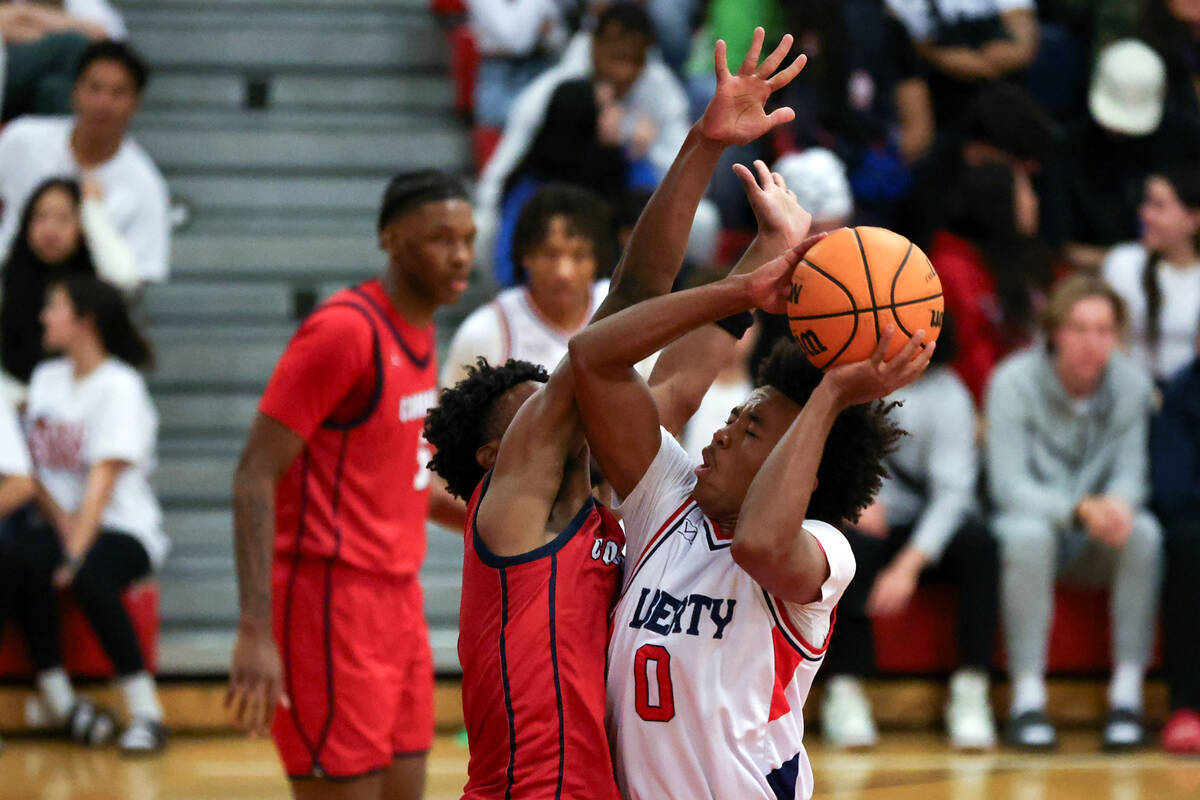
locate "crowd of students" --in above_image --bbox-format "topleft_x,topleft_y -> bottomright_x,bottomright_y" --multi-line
454,0 -> 1200,756
0,5 -> 170,756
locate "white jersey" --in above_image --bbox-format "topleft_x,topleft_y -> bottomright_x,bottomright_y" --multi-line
608,429 -> 855,800
26,358 -> 168,567
440,279 -> 656,386
0,394 -> 31,477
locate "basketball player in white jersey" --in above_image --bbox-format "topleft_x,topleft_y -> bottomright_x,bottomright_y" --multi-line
568,223 -> 934,796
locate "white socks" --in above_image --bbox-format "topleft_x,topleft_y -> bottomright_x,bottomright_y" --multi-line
1010,671 -> 1047,715
950,668 -> 989,698
36,668 -> 76,721
119,671 -> 163,722
1108,662 -> 1144,711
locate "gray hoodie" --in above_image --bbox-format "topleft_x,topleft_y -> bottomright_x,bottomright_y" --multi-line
985,346 -> 1154,527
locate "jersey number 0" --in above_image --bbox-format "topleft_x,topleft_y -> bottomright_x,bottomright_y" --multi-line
634,644 -> 675,722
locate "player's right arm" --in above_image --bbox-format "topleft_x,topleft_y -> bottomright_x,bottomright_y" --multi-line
226,306 -> 373,735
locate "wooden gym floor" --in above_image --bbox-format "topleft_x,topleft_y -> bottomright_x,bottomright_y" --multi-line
1,731 -> 1199,800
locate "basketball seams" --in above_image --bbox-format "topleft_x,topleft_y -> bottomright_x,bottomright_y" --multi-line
793,258 -> 859,369
788,291 -> 944,322
889,242 -> 916,337
852,229 -> 881,341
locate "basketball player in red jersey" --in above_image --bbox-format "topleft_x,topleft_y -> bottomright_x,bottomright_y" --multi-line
226,171 -> 474,800
424,30 -> 810,799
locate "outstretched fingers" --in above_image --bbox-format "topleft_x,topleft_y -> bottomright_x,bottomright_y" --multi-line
732,162 -> 763,196
756,33 -> 793,78
714,39 -> 731,80
768,53 -> 808,91
738,27 -> 765,75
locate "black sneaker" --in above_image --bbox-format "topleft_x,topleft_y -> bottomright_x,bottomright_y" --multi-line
1103,708 -> 1146,751
119,717 -> 168,756
66,700 -> 117,746
1005,710 -> 1058,750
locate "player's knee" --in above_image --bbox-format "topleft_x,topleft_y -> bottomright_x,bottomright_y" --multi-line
992,515 -> 1055,564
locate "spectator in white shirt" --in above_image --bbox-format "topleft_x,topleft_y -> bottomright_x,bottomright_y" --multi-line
0,40 -> 170,286
2,177 -> 140,390
0,392 -> 36,759
467,0 -> 573,126
1102,166 -> 1200,383
7,276 -> 167,754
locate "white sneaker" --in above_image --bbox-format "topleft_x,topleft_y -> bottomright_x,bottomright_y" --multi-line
821,676 -> 878,749
945,670 -> 996,750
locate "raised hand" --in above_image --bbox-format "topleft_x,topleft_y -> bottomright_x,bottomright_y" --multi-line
745,233 -> 827,314
824,327 -> 934,409
733,159 -> 812,249
698,27 -> 807,146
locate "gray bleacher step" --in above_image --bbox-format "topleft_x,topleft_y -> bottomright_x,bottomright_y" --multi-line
182,211 -> 375,238
139,127 -> 467,171
160,434 -> 244,459
130,26 -> 445,71
136,107 -> 459,132
148,325 -> 293,389
142,73 -> 455,112
169,175 -> 400,216
155,392 -> 260,433
122,0 -> 430,9
125,5 -> 429,30
157,453 -> 237,505
171,234 -> 377,274
142,281 -> 298,322
163,509 -> 233,554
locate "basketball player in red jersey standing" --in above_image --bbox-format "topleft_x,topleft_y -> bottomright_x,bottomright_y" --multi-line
424,30 -> 810,799
226,171 -> 474,800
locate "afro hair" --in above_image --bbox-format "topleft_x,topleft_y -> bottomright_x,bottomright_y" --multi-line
424,357 -> 549,501
756,340 -> 906,524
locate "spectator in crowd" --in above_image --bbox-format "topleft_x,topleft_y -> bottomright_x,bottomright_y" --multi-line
476,2 -> 713,285
0,392 -> 34,754
0,40 -> 169,285
903,80 -> 1056,250
822,321 -> 999,751
1151,325 -> 1200,754
987,276 -> 1160,751
1102,167 -> 1200,383
440,183 -> 619,386
1045,39 -> 1200,271
932,161 -> 1054,405
0,0 -> 125,123
1141,0 -> 1200,116
884,0 -> 1040,126
466,0 -> 575,127
2,276 -> 167,754
680,320 -> 757,463
1,177 -> 140,392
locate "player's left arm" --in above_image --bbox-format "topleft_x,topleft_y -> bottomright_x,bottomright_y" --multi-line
428,478 -> 468,532
733,330 -> 933,604
570,243 -> 817,498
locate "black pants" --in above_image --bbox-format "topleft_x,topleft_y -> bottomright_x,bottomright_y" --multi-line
0,511 -> 151,676
1163,515 -> 1200,711
825,519 -> 999,677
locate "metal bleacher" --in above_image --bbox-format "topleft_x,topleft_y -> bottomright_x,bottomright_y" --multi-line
118,0 -> 475,674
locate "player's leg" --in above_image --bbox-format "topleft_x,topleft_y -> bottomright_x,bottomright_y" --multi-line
290,774 -> 384,800
380,753 -> 427,800
995,512 -> 1057,748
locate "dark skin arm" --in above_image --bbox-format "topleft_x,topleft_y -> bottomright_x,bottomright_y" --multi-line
477,30 -> 808,556
226,413 -> 303,735
0,474 -> 34,519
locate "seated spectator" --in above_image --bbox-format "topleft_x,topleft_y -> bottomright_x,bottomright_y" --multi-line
0,390 -> 36,747
1141,0 -> 1200,117
822,322 -> 998,751
1,177 -> 140,390
441,183 -> 620,385
467,0 -> 574,127
0,40 -> 169,285
3,276 -> 167,754
884,0 -> 1040,126
987,276 -> 1160,751
1151,325 -> 1200,754
476,3 -> 708,285
0,0 -> 125,123
902,81 -> 1056,250
1102,167 -> 1200,383
932,161 -> 1053,405
1044,39 -> 1200,270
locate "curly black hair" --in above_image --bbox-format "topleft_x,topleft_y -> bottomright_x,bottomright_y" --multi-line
424,357 -> 549,501
756,340 -> 905,524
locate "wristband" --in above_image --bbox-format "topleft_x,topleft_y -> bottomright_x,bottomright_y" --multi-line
715,311 -> 754,339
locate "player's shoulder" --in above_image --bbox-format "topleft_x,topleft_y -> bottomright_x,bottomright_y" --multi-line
1,115 -> 68,145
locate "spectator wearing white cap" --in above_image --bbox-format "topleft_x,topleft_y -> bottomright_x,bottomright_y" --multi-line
1044,39 -> 1200,271
772,148 -> 854,234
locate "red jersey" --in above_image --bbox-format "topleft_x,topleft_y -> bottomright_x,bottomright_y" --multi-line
260,279 -> 437,576
459,473 -> 625,800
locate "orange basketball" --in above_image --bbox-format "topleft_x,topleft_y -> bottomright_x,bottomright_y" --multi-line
786,226 -> 943,370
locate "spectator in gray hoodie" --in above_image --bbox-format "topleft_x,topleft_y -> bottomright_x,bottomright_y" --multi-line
987,275 -> 1161,752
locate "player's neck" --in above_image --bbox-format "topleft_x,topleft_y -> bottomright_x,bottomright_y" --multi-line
68,339 -> 107,379
381,270 -> 437,326
70,124 -> 122,168
533,294 -> 591,334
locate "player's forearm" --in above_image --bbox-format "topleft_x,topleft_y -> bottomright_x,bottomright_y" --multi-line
0,475 -> 34,519
981,11 -> 1037,72
428,481 -> 468,533
232,468 -> 277,624
67,461 -> 123,559
572,275 -> 753,378
600,126 -> 726,316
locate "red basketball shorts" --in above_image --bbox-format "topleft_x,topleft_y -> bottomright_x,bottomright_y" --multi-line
271,558 -> 434,779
